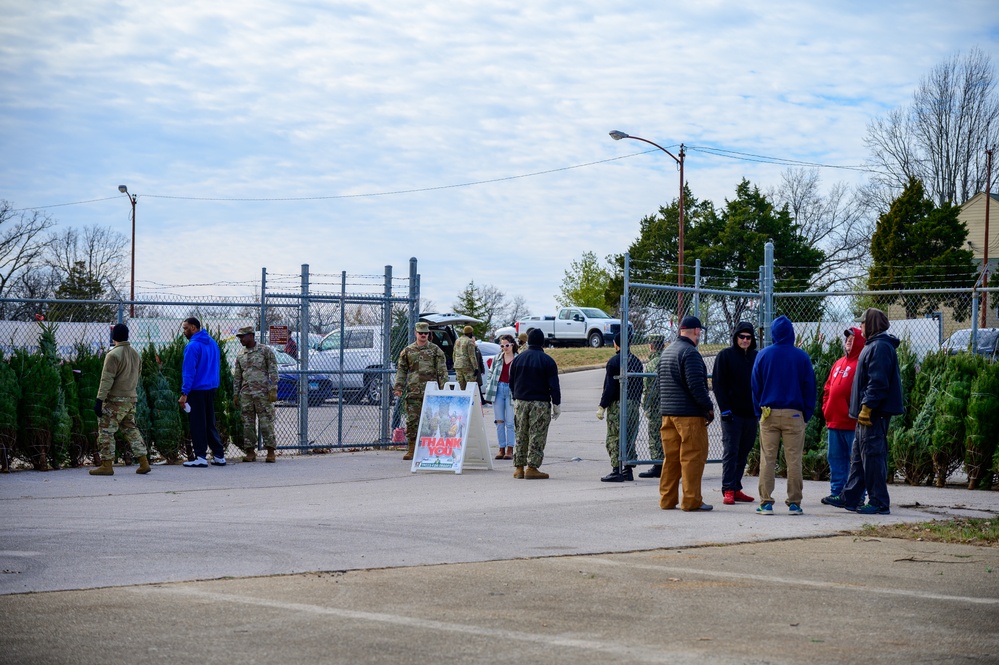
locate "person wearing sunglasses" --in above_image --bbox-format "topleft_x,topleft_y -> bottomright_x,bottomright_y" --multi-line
393,321 -> 448,460
711,322 -> 758,505
482,334 -> 519,459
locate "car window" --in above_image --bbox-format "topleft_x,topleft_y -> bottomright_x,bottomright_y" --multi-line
347,330 -> 374,349
580,308 -> 610,319
273,350 -> 296,364
319,331 -> 344,351
558,310 -> 570,320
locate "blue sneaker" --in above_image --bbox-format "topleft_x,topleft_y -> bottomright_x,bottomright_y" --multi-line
788,503 -> 803,515
856,503 -> 890,515
756,502 -> 774,515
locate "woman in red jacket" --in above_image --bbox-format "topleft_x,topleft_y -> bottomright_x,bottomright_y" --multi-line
820,327 -> 865,505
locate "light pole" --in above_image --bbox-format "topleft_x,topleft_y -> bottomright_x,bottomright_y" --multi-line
609,130 -> 686,317
118,185 -> 137,318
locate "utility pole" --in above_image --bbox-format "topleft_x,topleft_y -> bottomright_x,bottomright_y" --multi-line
983,147 -> 993,329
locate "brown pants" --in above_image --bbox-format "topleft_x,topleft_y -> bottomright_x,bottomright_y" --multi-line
758,408 -> 805,506
658,415 -> 709,511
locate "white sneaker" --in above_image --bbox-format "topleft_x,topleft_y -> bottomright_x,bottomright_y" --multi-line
183,457 -> 208,467
210,456 -> 226,466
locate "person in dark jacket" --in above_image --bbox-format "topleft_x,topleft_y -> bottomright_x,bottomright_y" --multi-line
596,333 -> 644,482
509,328 -> 561,480
751,315 -> 816,516
658,316 -> 715,512
820,326 -> 866,505
711,321 -> 758,505
833,308 -> 903,515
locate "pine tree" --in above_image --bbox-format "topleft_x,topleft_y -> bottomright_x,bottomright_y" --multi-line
59,363 -> 87,467
965,361 -> 999,489
929,353 -> 982,486
0,352 -> 21,472
72,343 -> 105,464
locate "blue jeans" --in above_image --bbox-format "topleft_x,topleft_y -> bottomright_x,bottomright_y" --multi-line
493,382 -> 516,449
721,415 -> 756,491
827,428 -> 854,496
843,415 -> 891,509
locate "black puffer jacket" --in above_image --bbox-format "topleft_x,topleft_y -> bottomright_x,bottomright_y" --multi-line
658,336 -> 713,418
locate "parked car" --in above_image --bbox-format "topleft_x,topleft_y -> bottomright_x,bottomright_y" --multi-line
942,327 -> 999,358
273,349 -> 335,406
418,312 -> 484,374
492,326 -> 516,344
310,325 -> 394,404
477,340 -> 501,374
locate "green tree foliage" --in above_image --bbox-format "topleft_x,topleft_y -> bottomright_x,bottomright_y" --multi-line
0,353 -> 21,472
47,261 -> 116,322
929,352 -> 983,486
451,281 -> 493,339
11,348 -> 60,470
868,177 -> 977,319
964,361 -> 999,489
557,251 -> 614,312
211,328 -> 241,451
147,370 -> 183,462
72,343 -> 105,463
59,363 -> 86,467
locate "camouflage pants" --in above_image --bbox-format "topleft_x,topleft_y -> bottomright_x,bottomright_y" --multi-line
645,406 -> 664,461
97,397 -> 146,461
514,400 -> 551,469
605,399 -> 641,467
455,368 -> 477,391
404,393 -> 425,448
240,391 -> 276,449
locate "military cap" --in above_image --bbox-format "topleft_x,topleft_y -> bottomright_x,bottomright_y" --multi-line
415,322 -> 431,333
463,325 -> 474,335
236,326 -> 255,336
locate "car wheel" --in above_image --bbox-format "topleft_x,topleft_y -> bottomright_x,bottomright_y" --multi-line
588,331 -> 604,348
363,373 -> 382,405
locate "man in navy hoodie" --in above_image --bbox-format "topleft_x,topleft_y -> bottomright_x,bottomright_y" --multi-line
751,315 -> 816,516
178,317 -> 226,467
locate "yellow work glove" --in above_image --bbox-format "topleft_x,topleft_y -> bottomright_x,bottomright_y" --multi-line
596,406 -> 606,420
268,388 -> 278,403
858,404 -> 873,427
759,406 -> 771,424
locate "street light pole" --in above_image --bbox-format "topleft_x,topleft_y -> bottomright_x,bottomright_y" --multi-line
118,185 -> 137,318
609,131 -> 686,317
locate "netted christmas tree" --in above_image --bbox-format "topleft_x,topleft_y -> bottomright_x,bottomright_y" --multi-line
59,363 -> 87,467
964,360 -> 999,490
929,352 -> 982,486
157,335 -> 191,458
12,346 -> 60,471
135,380 -> 154,456
211,328 -> 242,452
147,368 -> 183,463
0,352 -> 20,472
72,342 -> 105,464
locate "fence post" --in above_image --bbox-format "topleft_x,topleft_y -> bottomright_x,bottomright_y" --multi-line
761,242 -> 775,347
260,268 -> 268,344
619,253 -> 631,471
381,265 -> 393,443
409,257 -> 419,342
299,264 -> 310,450
972,289 -> 980,350
117,302 -> 124,325
694,258 -> 701,320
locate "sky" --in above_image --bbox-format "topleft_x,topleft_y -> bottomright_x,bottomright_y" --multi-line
2,1 -> 999,320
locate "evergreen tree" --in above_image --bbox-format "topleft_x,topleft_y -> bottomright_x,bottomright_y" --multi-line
557,252 -> 614,313
964,361 -> 999,489
59,363 -> 87,467
72,343 -> 105,464
869,177 -> 977,319
929,353 -> 982,486
0,353 -> 21,472
47,261 -> 116,322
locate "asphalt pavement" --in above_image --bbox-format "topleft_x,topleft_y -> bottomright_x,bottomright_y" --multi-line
1,368 -> 997,664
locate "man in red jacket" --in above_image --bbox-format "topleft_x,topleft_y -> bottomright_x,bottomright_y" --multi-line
820,327 -> 865,505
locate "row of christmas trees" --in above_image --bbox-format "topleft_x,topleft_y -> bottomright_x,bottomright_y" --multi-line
0,321 -> 242,472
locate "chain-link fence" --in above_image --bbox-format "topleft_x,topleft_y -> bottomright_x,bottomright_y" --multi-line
0,262 -> 419,470
619,246 -> 999,471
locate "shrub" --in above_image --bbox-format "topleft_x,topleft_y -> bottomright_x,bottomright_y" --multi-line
965,360 -> 999,490
0,353 -> 20,472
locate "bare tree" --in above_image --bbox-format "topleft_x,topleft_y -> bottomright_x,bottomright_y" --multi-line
0,200 -> 56,316
770,168 -> 875,288
504,295 -> 531,326
46,225 -> 128,291
865,47 -> 999,206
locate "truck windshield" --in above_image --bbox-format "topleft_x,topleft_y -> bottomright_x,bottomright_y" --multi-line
579,308 -> 610,319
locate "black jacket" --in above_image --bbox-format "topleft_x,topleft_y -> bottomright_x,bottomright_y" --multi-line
509,346 -> 561,405
659,336 -> 713,417
711,322 -> 758,418
599,350 -> 644,408
849,332 -> 904,418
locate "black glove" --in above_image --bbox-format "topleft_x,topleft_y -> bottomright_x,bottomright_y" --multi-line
94,399 -> 103,417
705,410 -> 715,425
721,410 -> 733,423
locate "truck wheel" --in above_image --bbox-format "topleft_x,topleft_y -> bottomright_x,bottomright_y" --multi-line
588,331 -> 604,348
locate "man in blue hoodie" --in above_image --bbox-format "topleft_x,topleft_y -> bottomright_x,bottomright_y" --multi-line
751,315 -> 816,516
178,317 -> 226,467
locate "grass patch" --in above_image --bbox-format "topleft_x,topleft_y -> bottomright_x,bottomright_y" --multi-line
544,347 -> 616,370
857,517 -> 999,547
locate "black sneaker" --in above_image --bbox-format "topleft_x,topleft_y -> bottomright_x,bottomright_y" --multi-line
601,468 -> 625,482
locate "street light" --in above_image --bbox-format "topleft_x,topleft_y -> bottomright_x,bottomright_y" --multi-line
609,130 -> 686,317
118,185 -> 137,318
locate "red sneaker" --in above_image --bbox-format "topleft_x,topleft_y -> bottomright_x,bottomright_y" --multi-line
734,490 -> 755,503
723,490 -> 735,505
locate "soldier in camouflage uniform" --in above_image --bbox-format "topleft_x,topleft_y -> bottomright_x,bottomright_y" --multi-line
509,328 -> 561,479
453,325 -> 479,391
233,326 -> 279,463
393,321 -> 448,460
596,333 -> 644,482
91,324 -> 149,476
639,335 -> 666,478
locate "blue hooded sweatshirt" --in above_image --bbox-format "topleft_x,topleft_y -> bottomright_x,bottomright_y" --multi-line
751,315 -> 816,421
181,329 -> 221,394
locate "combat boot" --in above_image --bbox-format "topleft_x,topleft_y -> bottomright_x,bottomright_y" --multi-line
242,448 -> 257,463
90,460 -> 114,476
265,447 -> 276,463
513,466 -> 525,479
524,466 -> 549,480
638,464 -> 662,478
136,456 -> 151,474
403,443 -> 415,461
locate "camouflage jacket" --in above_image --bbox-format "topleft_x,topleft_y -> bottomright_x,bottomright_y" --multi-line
233,343 -> 278,396
453,335 -> 477,370
394,341 -> 448,395
643,350 -> 662,412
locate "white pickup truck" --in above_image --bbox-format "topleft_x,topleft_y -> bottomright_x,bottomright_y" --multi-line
515,307 -> 628,348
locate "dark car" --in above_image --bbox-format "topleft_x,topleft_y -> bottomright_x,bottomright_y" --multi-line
942,328 -> 999,358
274,349 -> 335,406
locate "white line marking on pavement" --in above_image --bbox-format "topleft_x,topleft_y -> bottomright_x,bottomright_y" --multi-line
580,557 -> 999,605
128,585 -> 695,664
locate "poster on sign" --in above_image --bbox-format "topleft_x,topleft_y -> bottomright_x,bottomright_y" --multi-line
411,382 -> 492,474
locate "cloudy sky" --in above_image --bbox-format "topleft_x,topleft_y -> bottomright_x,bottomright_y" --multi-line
2,1 -> 998,319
